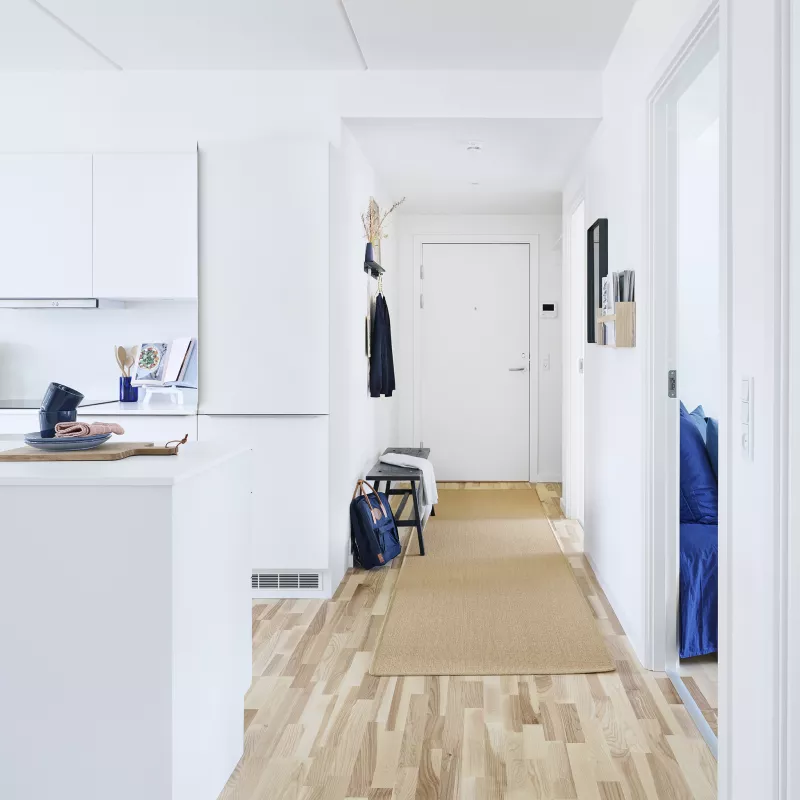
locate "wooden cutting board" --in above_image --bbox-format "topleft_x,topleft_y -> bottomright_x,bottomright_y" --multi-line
0,442 -> 182,462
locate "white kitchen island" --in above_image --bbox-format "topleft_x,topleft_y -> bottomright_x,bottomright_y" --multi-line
0,442 -> 253,800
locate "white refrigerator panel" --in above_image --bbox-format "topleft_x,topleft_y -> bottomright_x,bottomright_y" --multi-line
198,415 -> 329,571
199,138 -> 329,414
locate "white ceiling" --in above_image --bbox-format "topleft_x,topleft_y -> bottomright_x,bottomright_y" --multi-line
4,0 -> 635,71
343,0 -> 636,70
34,0 -> 365,69
345,118 -> 599,214
0,1 -> 113,70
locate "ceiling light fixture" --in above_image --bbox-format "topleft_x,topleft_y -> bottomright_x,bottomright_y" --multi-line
470,181 -> 480,186
466,141 -> 483,152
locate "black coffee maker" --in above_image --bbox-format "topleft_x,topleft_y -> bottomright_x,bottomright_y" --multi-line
39,383 -> 84,438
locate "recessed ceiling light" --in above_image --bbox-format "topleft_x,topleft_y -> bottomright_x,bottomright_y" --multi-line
470,181 -> 480,186
466,141 -> 483,152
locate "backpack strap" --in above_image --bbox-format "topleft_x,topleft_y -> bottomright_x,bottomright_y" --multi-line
352,479 -> 389,518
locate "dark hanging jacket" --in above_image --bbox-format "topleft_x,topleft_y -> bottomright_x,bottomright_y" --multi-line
370,293 -> 396,398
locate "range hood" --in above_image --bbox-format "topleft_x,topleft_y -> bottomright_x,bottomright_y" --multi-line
0,299 -> 123,309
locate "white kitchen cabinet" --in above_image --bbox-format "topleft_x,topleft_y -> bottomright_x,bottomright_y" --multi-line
0,155 -> 93,298
199,139 -> 329,414
93,153 -> 198,299
76,414 -> 198,443
198,415 -> 329,571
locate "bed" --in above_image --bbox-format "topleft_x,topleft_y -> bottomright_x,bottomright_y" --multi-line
679,523 -> 718,657
679,403 -> 718,658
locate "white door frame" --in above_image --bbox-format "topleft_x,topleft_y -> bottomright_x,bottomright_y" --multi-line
561,193 -> 585,520
413,234 -> 540,481
643,0 -> 721,750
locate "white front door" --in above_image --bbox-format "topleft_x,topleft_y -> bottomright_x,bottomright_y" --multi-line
420,242 -> 531,481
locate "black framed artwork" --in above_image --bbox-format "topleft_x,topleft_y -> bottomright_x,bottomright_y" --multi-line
587,218 -> 608,344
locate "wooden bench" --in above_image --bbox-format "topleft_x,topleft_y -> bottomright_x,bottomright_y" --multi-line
365,447 -> 433,556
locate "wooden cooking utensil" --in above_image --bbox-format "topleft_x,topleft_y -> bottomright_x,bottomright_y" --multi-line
116,345 -> 127,376
124,347 -> 136,377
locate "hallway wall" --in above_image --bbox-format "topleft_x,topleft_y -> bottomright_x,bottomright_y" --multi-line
329,124 -> 399,591
562,0 -> 709,660
393,213 -> 563,481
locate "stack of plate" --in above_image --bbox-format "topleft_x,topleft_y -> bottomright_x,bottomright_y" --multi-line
24,432 -> 112,452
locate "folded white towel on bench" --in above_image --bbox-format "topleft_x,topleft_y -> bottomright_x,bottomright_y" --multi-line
379,452 -> 438,508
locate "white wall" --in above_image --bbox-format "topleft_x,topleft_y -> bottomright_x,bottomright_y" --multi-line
392,213 -> 562,480
328,124 -> 399,590
0,302 -> 196,401
678,57 -> 720,418
561,0 -> 709,659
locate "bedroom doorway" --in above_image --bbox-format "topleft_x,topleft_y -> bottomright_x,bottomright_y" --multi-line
646,3 -> 723,757
675,49 -> 720,742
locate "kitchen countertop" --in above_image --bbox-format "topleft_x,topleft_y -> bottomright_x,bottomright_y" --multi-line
80,389 -> 198,416
0,440 -> 248,486
0,389 -> 198,416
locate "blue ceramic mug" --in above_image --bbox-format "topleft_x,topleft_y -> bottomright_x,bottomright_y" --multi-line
39,382 -> 84,438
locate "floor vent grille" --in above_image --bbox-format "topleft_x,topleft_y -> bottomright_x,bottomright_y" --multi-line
251,573 -> 322,591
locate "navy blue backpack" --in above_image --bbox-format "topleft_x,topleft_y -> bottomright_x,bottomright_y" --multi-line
350,480 -> 401,569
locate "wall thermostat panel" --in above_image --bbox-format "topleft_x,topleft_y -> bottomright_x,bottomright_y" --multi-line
540,302 -> 558,318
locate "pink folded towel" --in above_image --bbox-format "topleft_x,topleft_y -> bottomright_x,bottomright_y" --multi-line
54,421 -> 125,438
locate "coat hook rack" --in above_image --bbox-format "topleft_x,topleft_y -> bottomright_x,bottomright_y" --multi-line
364,257 -> 385,280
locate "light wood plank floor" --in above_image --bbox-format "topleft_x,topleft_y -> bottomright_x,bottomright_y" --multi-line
220,483 -> 716,799
679,656 -> 718,737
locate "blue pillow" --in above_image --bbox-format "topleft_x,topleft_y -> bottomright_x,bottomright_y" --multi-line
688,404 -> 707,442
680,403 -> 718,524
705,418 -> 719,478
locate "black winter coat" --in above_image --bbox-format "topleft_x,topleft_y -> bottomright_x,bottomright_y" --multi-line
369,294 -> 396,398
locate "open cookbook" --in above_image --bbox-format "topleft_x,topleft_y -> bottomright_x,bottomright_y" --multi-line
132,338 -> 197,387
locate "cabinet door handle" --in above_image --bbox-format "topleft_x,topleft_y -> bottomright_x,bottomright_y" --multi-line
508,367 -> 526,372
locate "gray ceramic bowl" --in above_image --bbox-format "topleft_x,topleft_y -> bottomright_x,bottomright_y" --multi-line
24,433 -> 111,452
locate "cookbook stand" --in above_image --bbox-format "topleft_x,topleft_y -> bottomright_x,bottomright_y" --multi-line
141,386 -> 185,406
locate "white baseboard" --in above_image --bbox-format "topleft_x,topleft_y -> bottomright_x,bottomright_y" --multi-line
584,551 -> 646,665
559,497 -> 567,515
535,474 -> 562,483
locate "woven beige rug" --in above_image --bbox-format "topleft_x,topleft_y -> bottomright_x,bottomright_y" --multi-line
370,488 -> 614,676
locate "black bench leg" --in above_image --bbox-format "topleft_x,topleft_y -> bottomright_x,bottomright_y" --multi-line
410,479 -> 425,556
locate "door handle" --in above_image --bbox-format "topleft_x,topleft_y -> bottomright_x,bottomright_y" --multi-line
508,367 -> 526,372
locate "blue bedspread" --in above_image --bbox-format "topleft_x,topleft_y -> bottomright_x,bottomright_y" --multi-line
679,523 -> 718,658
